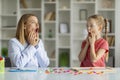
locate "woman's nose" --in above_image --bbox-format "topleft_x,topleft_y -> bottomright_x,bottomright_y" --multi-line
36,23 -> 39,28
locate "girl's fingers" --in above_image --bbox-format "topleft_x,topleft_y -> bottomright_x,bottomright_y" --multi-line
91,32 -> 93,37
90,32 -> 95,38
88,36 -> 91,40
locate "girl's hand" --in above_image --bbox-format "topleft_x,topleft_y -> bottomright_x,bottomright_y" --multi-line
85,35 -> 89,45
88,32 -> 95,45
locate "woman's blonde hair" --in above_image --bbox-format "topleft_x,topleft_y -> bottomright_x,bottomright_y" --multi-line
87,14 -> 109,62
16,14 -> 40,45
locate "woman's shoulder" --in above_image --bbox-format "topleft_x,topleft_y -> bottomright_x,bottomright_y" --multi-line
39,39 -> 43,43
9,38 -> 17,41
38,39 -> 45,47
9,38 -> 23,47
9,38 -> 19,43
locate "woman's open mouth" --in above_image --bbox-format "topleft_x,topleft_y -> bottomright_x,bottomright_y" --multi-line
36,28 -> 39,33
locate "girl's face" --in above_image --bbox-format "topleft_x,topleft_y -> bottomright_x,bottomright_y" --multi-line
24,16 -> 39,36
87,19 -> 101,35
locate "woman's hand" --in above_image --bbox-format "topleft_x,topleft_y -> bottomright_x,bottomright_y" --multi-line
35,32 -> 39,45
27,30 -> 39,46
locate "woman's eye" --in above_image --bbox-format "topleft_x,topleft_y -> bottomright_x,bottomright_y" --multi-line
29,22 -> 37,25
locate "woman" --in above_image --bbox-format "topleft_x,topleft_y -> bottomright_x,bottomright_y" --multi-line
8,14 -> 49,68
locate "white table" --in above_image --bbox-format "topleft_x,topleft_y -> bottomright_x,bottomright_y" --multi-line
0,67 -> 120,80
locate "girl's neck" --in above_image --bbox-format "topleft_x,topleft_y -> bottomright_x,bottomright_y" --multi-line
96,34 -> 102,40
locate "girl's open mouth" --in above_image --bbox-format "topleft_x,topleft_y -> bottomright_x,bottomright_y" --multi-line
89,32 -> 92,37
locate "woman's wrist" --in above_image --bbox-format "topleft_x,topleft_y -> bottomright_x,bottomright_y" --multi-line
35,45 -> 39,49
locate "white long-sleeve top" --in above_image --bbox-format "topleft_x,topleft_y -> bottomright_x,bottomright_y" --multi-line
8,38 -> 49,68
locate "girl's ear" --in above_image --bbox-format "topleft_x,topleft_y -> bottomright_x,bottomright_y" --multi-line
98,25 -> 102,31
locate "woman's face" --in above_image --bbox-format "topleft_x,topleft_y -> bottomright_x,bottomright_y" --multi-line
24,16 -> 39,36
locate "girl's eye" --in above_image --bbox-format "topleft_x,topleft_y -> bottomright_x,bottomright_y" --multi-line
90,25 -> 93,27
89,24 -> 94,28
31,21 -> 35,24
87,25 -> 91,28
91,25 -> 94,27
86,24 -> 89,27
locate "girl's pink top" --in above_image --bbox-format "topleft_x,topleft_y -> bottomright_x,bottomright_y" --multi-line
80,38 -> 109,67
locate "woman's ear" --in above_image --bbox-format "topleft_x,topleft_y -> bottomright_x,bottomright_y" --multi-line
24,26 -> 26,29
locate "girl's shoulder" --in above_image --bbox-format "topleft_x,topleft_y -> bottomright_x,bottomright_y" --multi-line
81,40 -> 87,48
95,38 -> 108,48
96,38 -> 107,43
82,39 -> 86,43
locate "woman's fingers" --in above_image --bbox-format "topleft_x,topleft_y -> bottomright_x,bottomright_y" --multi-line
27,29 -> 39,46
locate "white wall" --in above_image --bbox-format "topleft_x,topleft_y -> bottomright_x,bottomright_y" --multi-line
115,0 -> 120,67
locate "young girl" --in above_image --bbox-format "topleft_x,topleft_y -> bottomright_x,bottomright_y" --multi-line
78,15 -> 109,67
8,14 -> 49,68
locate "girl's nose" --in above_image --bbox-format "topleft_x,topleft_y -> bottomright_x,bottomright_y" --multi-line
87,26 -> 90,30
88,28 -> 91,33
